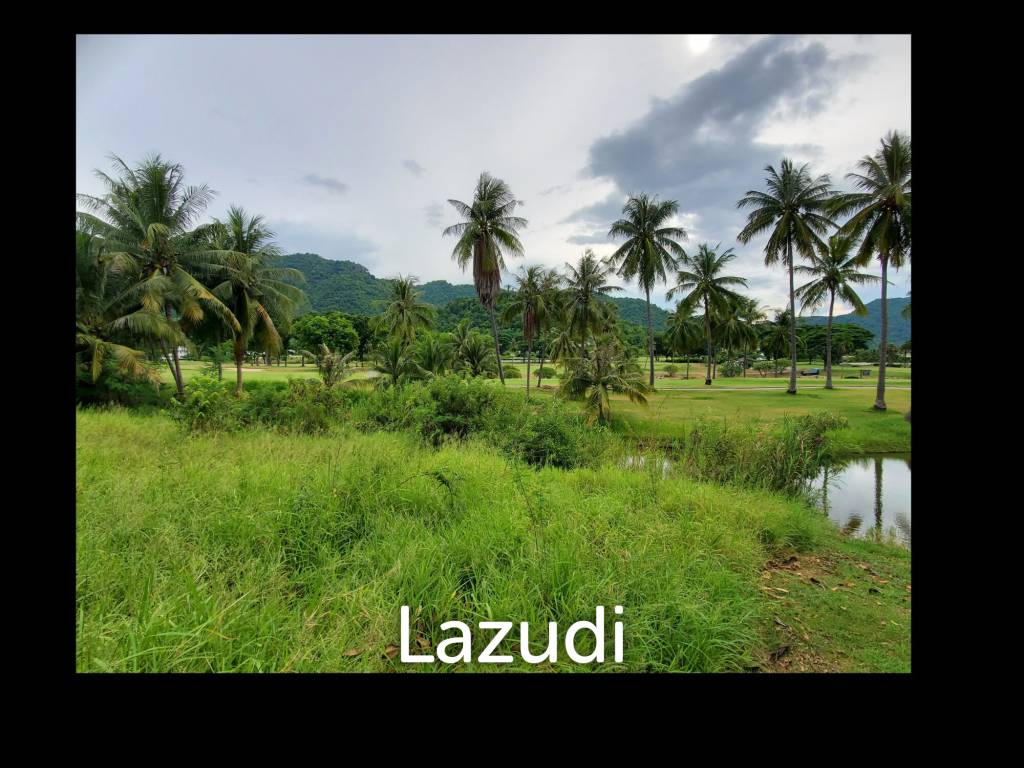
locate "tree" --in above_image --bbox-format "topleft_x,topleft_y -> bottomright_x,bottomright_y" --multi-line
830,131 -> 911,410
291,312 -> 359,360
207,206 -> 306,395
667,244 -> 748,386
533,270 -> 564,389
413,332 -> 455,377
607,193 -> 687,387
76,154 -> 240,397
454,330 -> 499,378
735,297 -> 767,376
380,275 -> 435,345
372,338 -> 424,389
442,172 -> 528,385
502,265 -> 555,397
794,233 -> 879,389
715,297 -> 759,378
737,158 -> 834,395
563,250 -> 621,358
561,336 -> 649,425
665,308 -> 704,380
316,344 -> 357,387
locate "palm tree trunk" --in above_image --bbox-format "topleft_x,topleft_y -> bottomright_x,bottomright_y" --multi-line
164,304 -> 184,398
526,339 -> 532,397
787,240 -> 798,395
537,347 -> 546,389
490,306 -> 505,385
234,343 -> 245,397
704,297 -> 712,386
875,254 -> 888,410
825,290 -> 835,390
645,286 -> 655,388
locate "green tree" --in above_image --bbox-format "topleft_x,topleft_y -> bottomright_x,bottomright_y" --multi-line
454,330 -> 499,378
561,336 -> 649,425
830,131 -> 912,410
502,265 -> 555,396
665,308 -> 704,380
77,154 -> 240,397
380,275 -> 435,345
208,206 -> 306,395
736,158 -> 834,395
414,332 -> 456,377
291,312 -> 359,360
607,193 -> 688,387
794,233 -> 879,389
533,270 -> 564,389
372,337 -> 424,389
442,172 -> 528,385
563,250 -> 621,358
667,244 -> 748,386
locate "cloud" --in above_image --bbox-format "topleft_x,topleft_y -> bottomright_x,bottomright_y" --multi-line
567,231 -> 612,245
270,219 -> 378,264
300,173 -> 348,195
540,184 -> 571,196
568,36 -> 869,251
424,202 -> 445,228
403,159 -> 426,176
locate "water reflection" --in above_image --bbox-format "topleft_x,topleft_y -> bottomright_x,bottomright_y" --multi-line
814,454 -> 911,548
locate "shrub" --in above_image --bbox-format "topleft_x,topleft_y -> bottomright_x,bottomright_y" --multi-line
663,364 -> 680,378
534,366 -> 557,381
491,399 -> 611,469
720,360 -> 742,378
169,375 -> 242,432
502,364 -> 522,378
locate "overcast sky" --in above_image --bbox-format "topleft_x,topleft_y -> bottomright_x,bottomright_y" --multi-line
77,34 -> 910,315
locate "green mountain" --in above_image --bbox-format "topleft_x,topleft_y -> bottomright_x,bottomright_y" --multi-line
277,252 -> 669,330
802,296 -> 910,347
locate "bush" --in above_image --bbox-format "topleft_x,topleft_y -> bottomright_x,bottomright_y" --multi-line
501,364 -> 522,378
663,364 -> 679,378
76,364 -> 167,409
492,399 -> 611,469
534,366 -> 557,381
720,360 -> 742,378
170,375 -> 242,432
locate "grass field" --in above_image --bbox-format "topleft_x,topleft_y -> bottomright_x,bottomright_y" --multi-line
76,409 -> 910,672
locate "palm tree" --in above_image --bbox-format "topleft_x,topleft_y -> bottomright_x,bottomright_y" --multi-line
77,154 -> 240,398
316,343 -> 357,387
562,250 -> 621,357
830,132 -> 911,410
372,337 -> 424,389
501,265 -> 555,396
75,230 -> 165,385
715,297 -> 759,378
414,333 -> 455,377
735,297 -> 767,377
665,308 -> 704,380
381,275 -> 436,346
454,330 -> 499,378
667,244 -> 748,386
442,172 -> 528,385
607,193 -> 688,387
208,206 -> 306,395
794,233 -> 880,389
561,336 -> 649,425
533,270 -> 564,389
736,158 -> 834,395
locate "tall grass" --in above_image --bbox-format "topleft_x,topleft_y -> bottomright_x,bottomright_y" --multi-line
77,409 -> 832,672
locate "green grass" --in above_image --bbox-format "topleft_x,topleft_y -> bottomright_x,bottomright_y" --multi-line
76,409 -> 909,672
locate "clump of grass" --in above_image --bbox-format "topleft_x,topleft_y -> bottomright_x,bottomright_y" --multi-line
76,409 -> 833,672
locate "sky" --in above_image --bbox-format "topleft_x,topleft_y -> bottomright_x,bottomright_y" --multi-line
76,34 -> 910,316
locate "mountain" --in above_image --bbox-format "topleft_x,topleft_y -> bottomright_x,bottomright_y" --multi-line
802,297 -> 910,347
277,252 -> 669,331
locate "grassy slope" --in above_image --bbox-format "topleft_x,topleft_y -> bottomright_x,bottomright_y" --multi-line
76,410 -> 909,672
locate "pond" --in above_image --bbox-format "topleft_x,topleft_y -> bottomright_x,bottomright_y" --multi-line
812,454 -> 911,548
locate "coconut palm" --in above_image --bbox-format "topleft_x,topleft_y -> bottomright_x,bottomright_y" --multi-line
454,330 -> 499,378
75,230 -> 165,385
502,265 -> 556,396
316,343 -> 357,387
667,244 -> 748,386
562,250 -> 621,357
414,333 -> 455,377
715,297 -> 759,377
442,172 -> 528,385
607,193 -> 688,387
561,336 -> 648,425
372,337 -> 424,389
207,206 -> 306,395
665,308 -> 704,380
829,132 -> 911,410
76,154 -> 240,397
794,233 -> 880,389
736,297 -> 767,377
736,158 -> 834,395
533,270 -> 564,389
381,275 -> 436,345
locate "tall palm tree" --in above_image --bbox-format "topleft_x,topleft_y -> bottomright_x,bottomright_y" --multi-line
77,154 -> 240,397
380,275 -> 436,346
607,193 -> 688,387
665,308 -> 704,380
533,270 -> 564,389
830,131 -> 911,410
561,336 -> 648,425
502,265 -> 555,396
208,206 -> 306,395
442,172 -> 528,385
667,244 -> 748,386
735,297 -> 767,377
562,250 -> 621,357
736,158 -> 834,395
715,297 -> 759,377
794,233 -> 880,389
